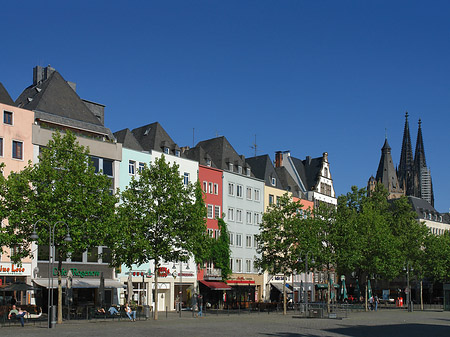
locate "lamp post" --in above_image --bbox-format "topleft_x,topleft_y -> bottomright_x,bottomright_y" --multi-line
404,262 -> 413,312
173,259 -> 190,317
31,219 -> 72,328
299,252 -> 314,313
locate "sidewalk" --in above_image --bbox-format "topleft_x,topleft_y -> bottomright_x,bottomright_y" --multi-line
1,308 -> 449,337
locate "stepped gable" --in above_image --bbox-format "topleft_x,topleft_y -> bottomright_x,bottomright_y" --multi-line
0,83 -> 14,105
246,155 -> 283,188
132,122 -> 181,156
114,128 -> 144,152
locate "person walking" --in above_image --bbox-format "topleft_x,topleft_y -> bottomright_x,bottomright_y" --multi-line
374,295 -> 379,311
198,294 -> 203,317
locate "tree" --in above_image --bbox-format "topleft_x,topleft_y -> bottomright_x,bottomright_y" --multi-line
110,155 -> 208,320
255,193 -> 317,315
1,131 -> 117,323
210,218 -> 232,280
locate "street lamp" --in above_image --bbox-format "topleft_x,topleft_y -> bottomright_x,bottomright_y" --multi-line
172,259 -> 190,317
31,219 -> 72,328
299,252 -> 315,313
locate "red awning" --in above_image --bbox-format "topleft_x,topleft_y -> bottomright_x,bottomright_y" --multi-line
226,280 -> 256,285
199,280 -> 232,290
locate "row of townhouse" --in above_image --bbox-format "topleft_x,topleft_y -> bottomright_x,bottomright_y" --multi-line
0,66 -> 337,311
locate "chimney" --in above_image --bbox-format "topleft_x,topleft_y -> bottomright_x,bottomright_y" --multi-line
275,151 -> 283,167
33,65 -> 55,85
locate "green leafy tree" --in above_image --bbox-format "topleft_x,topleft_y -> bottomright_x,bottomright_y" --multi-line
255,193 -> 316,315
1,131 -> 117,323
423,231 -> 450,282
210,218 -> 232,280
110,155 -> 208,320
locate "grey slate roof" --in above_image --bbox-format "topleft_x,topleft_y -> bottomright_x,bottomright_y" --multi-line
114,129 -> 144,152
0,82 -> 14,105
14,71 -> 115,140
289,155 -> 323,191
275,166 -> 305,199
185,145 -> 218,168
375,138 -> 401,191
405,196 -> 449,224
132,122 -> 181,156
194,136 -> 251,175
246,155 -> 283,188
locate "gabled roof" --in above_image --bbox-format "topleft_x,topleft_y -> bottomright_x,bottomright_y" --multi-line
132,122 -> 181,155
375,138 -> 401,191
289,155 -> 323,191
195,136 -> 249,174
0,82 -> 14,105
114,128 -> 144,152
15,71 -> 103,126
185,145 -> 218,168
275,166 -> 305,199
246,155 -> 283,188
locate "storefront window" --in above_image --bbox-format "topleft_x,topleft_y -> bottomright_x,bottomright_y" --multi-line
87,247 -> 98,262
38,245 -> 49,261
101,247 -> 112,264
70,250 -> 83,262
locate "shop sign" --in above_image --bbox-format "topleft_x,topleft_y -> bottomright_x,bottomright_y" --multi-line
158,267 -> 170,277
0,263 -> 31,275
53,267 -> 100,278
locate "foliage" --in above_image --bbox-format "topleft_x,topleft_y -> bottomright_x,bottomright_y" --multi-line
210,218 -> 231,280
423,231 -> 450,282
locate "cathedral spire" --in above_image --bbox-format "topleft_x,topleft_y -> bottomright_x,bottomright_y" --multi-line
414,119 -> 426,169
398,111 -> 414,194
414,119 -> 434,206
373,137 -> 402,198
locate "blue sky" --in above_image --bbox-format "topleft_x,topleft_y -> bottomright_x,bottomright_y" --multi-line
2,1 -> 450,211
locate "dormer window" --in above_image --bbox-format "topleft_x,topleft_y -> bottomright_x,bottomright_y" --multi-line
163,147 -> 169,154
175,149 -> 180,157
246,168 -> 251,176
271,177 -> 276,186
205,158 -> 212,167
238,165 -> 242,174
228,163 -> 233,171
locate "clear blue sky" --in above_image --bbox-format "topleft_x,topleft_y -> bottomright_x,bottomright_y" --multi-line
2,1 -> 450,212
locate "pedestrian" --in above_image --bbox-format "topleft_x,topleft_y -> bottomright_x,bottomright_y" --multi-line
192,293 -> 198,317
369,295 -> 374,311
198,294 -> 203,317
125,303 -> 136,321
374,295 -> 379,311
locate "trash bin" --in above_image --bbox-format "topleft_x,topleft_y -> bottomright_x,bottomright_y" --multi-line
309,308 -> 323,318
143,305 -> 151,319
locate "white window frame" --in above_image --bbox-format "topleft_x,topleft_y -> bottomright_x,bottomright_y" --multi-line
129,160 -> 136,175
208,182 -> 213,194
208,228 -> 214,238
246,259 -> 252,273
254,212 -> 260,225
203,181 -> 207,192
254,189 -> 260,202
271,177 -> 276,186
138,162 -> 145,173
236,234 -> 242,247
246,211 -> 253,224
229,232 -> 234,246
214,229 -> 220,239
236,184 -> 243,198
228,207 -> 235,221
214,183 -> 218,195
214,205 -> 221,219
228,182 -> 235,196
236,258 -> 242,272
236,209 -> 243,223
246,235 -> 252,248
246,187 -> 252,200
183,172 -> 189,185
207,204 -> 213,219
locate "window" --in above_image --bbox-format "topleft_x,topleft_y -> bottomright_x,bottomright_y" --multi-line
38,245 -> 50,261
229,232 -> 234,246
91,157 -> 100,173
323,167 -> 328,178
205,158 -> 211,167
0,137 -> 3,157
228,182 -> 235,196
203,181 -> 207,192
101,247 -> 112,264
103,159 -> 113,176
254,213 -> 260,225
208,182 -> 213,194
129,160 -> 136,175
175,149 -> 180,157
228,207 -> 234,221
87,247 -> 99,262
183,172 -> 189,185
246,259 -> 252,272
214,205 -> 221,218
246,187 -> 252,200
246,235 -> 252,248
236,258 -> 242,272
254,189 -> 260,201
246,211 -> 252,224
229,258 -> 233,270
207,205 -> 213,219
208,228 -> 214,237
215,229 -> 220,239
138,162 -> 145,173
12,140 -> 23,160
236,184 -> 243,198
3,111 -> 12,125
214,183 -> 218,195
269,194 -> 274,205
246,168 -> 251,176
238,165 -> 242,174
276,196 -> 281,205
271,177 -> 276,186
236,209 -> 242,223
163,147 -> 169,154
253,235 -> 258,248
236,234 -> 242,247
228,162 -> 233,171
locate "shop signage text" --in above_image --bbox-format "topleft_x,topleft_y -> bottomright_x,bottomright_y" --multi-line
53,267 -> 100,278
0,264 -> 25,274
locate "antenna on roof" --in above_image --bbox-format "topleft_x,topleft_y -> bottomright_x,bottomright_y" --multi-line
250,134 -> 258,157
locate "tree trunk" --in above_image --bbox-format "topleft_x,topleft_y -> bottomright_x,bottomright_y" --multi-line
327,276 -> 331,314
154,262 -> 159,320
283,274 -> 287,315
420,280 -> 423,311
365,276 -> 368,312
58,259 -> 63,324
